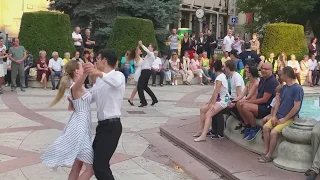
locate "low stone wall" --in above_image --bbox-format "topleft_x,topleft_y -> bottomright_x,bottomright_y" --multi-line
224,115 -> 283,156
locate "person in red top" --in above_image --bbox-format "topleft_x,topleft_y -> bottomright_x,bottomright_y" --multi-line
36,50 -> 50,89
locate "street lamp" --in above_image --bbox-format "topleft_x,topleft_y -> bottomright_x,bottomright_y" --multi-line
219,0 -> 229,35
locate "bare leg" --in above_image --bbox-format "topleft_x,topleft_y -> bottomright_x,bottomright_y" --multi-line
195,104 -> 224,141
68,160 -> 83,180
129,86 -> 138,102
41,73 -> 46,83
263,125 -> 271,154
78,163 -> 94,180
43,76 -> 47,89
194,104 -> 210,137
265,129 -> 279,158
241,103 -> 258,127
237,102 -> 249,125
0,77 -> 3,88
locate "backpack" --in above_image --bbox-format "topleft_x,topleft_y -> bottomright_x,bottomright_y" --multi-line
245,55 -> 257,67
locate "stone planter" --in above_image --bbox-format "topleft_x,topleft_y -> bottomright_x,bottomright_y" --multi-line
273,118 -> 317,172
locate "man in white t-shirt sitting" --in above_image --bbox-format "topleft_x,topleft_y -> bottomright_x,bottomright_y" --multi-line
209,60 -> 245,139
151,51 -> 165,87
48,51 -> 64,90
72,27 -> 84,56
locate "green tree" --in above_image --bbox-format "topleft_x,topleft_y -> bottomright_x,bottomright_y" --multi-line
50,0 -> 181,53
19,11 -> 75,63
237,0 -> 318,34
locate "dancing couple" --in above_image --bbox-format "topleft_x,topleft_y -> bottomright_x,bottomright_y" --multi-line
41,48 -> 125,180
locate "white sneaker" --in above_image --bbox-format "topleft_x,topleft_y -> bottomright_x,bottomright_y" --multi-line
5,83 -> 9,87
175,80 -> 178,85
172,82 -> 175,86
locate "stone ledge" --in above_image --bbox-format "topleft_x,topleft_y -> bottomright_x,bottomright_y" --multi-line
224,116 -> 284,157
160,118 -> 305,180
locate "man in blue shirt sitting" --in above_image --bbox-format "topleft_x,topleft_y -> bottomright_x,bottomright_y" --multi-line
259,66 -> 304,163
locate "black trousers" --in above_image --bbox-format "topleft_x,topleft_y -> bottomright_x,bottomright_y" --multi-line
312,70 -> 320,85
151,70 -> 165,85
206,46 -> 214,59
138,69 -> 157,104
5,70 -> 11,84
93,120 -> 122,180
75,45 -> 84,57
211,105 -> 243,136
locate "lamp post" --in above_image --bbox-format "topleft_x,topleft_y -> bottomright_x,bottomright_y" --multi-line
219,0 -> 229,35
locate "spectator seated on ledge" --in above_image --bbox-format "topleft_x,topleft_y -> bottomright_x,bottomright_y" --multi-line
259,66 -> 304,163
151,50 -> 165,87
236,62 -> 279,141
190,53 -> 211,85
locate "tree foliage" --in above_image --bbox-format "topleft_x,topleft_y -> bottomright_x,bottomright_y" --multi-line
50,0 -> 181,52
237,0 -> 318,34
110,17 -> 157,59
262,23 -> 307,60
19,11 -> 75,63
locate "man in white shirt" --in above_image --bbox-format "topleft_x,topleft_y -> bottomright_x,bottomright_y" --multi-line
137,40 -> 158,107
309,54 -> 320,86
72,27 -> 84,56
223,29 -> 235,53
151,50 -> 165,87
48,51 -> 64,90
83,48 -> 125,180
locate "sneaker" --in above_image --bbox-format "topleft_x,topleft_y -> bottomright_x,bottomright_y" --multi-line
174,80 -> 178,85
306,170 -> 318,180
21,88 -> 25,92
211,134 -> 224,140
5,83 -> 9,87
206,130 -> 215,137
152,84 -> 156,87
243,127 -> 251,139
171,82 -> 174,86
246,126 -> 261,141
11,88 -> 16,92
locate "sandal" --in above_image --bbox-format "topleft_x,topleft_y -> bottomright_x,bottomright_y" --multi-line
258,154 -> 266,160
258,156 -> 273,163
193,132 -> 202,137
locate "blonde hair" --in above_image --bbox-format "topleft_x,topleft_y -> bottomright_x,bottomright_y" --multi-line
290,54 -> 296,61
49,60 -> 80,107
52,51 -> 59,57
64,52 -> 70,58
39,50 -> 46,56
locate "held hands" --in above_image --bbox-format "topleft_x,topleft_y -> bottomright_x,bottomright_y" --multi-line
83,63 -> 98,76
271,116 -> 278,126
138,40 -> 143,46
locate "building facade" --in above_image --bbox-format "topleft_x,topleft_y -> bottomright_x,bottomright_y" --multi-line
0,0 -> 50,39
177,0 -> 247,39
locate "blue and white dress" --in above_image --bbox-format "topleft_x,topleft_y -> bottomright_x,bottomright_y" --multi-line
41,85 -> 93,169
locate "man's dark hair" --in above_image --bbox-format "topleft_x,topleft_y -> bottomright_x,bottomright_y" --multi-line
0,37 -> 3,40
12,37 -> 17,42
149,43 -> 157,51
248,66 -> 259,78
83,50 -> 90,55
213,60 -> 223,72
225,60 -> 236,71
244,41 -> 251,49
282,66 -> 296,79
98,49 -> 118,67
230,49 -> 239,59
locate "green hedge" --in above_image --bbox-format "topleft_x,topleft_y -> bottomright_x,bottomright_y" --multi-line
19,11 -> 75,63
109,16 -> 157,59
262,23 -> 307,60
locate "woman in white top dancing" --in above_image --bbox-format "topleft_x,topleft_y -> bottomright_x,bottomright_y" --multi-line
128,46 -> 143,106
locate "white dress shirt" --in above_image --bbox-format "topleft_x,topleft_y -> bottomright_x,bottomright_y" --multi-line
223,35 -> 235,52
151,57 -> 162,69
91,70 -> 125,121
72,32 -> 82,46
141,45 -> 155,70
309,59 -> 318,71
48,58 -> 64,71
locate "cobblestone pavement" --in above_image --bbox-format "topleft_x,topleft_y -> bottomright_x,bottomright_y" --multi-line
0,84 -> 221,180
0,84 -> 318,180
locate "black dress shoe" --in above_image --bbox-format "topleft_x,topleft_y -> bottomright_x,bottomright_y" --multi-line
138,103 -> 148,107
128,100 -> 134,106
151,100 -> 158,106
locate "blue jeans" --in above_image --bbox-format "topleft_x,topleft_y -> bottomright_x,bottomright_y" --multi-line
121,67 -> 131,84
202,68 -> 210,83
208,69 -> 216,81
51,71 -> 62,89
